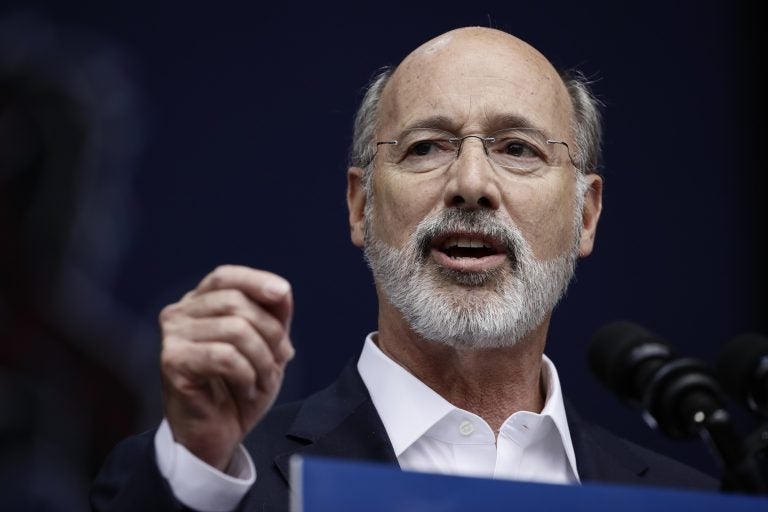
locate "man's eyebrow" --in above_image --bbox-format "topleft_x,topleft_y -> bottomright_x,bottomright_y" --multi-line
397,113 -> 541,134
484,113 -> 539,132
399,115 -> 457,132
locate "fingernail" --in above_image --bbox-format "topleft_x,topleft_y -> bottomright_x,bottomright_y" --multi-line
263,280 -> 290,300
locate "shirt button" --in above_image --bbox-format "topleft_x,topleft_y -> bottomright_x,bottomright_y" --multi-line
459,420 -> 474,436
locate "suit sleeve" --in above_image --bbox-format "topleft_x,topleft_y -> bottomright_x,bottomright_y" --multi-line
90,430 -> 184,512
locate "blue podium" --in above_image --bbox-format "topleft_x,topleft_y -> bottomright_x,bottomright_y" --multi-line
292,456 -> 767,512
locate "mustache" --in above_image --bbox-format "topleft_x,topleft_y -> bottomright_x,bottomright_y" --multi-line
414,209 -> 524,264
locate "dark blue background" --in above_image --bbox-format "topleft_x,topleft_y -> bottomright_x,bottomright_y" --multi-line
4,0 -> 765,481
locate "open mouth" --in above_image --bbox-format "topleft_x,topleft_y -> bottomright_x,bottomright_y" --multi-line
439,236 -> 499,259
430,232 -> 507,260
420,229 -> 514,276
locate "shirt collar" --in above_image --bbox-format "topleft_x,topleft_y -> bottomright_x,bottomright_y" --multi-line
357,332 -> 580,479
539,349 -> 580,480
358,333 -> 455,456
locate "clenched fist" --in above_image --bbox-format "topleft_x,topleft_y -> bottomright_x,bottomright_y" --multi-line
159,265 -> 295,471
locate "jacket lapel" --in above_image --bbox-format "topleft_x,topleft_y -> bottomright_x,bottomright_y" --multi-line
274,361 -> 398,484
565,401 -> 650,484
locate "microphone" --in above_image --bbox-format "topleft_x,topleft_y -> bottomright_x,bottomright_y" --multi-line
588,321 -> 768,493
716,333 -> 768,418
588,321 -> 726,439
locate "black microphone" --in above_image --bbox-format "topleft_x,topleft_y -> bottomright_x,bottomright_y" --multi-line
716,333 -> 768,418
588,321 -> 726,439
588,321 -> 768,493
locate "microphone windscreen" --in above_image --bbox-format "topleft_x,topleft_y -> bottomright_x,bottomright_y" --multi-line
588,321 -> 670,398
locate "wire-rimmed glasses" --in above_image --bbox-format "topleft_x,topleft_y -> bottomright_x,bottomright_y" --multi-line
372,127 -> 579,174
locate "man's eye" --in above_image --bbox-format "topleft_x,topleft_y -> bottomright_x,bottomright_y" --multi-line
503,141 -> 538,158
409,141 -> 439,156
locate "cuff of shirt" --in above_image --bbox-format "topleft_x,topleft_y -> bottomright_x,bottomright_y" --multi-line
154,418 -> 256,512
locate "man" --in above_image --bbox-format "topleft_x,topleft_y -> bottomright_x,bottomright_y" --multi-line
92,27 -> 715,511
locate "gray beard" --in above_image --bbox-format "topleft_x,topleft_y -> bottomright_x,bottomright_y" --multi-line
363,207 -> 581,349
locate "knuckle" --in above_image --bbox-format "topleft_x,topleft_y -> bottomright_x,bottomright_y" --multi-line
213,264 -> 234,277
209,343 -> 237,369
219,289 -> 244,315
280,339 -> 296,361
240,364 -> 257,383
206,265 -> 231,288
166,373 -> 193,396
159,303 -> 179,323
264,322 -> 285,345
272,321 -> 287,340
160,343 -> 182,370
251,305 -> 283,341
208,274 -> 222,288
226,316 -> 252,339
219,301 -> 238,316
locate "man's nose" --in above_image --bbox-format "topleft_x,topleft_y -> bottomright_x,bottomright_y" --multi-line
443,137 -> 501,210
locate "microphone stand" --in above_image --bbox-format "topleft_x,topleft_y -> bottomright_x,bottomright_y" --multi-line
713,420 -> 768,494
654,360 -> 768,493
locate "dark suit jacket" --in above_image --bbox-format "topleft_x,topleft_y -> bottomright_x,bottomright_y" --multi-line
91,361 -> 718,511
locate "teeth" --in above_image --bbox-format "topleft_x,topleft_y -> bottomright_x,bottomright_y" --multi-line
441,236 -> 494,250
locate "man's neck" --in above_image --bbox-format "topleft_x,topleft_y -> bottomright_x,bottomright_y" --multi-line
376,305 -> 550,433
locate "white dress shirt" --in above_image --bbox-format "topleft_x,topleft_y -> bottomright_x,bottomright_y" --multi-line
155,332 -> 579,511
358,333 -> 580,483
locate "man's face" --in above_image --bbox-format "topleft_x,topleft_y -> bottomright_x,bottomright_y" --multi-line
347,29 -> 602,347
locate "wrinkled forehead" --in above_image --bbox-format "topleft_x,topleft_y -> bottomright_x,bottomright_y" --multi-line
378,30 -> 573,139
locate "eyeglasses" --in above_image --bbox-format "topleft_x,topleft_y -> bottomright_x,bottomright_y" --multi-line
372,128 -> 579,174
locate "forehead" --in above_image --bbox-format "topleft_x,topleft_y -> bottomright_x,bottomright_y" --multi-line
379,31 -> 573,137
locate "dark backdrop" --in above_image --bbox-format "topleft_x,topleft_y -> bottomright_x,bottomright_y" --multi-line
3,0 -> 765,484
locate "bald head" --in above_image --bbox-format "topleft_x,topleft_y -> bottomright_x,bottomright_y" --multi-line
397,27 -> 563,89
379,28 -> 573,148
350,27 -> 603,176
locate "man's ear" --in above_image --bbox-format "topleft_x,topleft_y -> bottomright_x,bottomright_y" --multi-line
578,173 -> 603,258
347,166 -> 366,248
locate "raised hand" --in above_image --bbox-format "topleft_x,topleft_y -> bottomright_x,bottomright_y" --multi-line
159,265 -> 294,470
